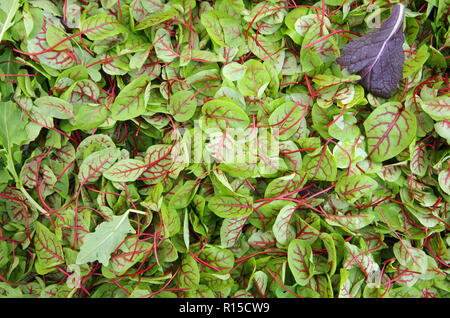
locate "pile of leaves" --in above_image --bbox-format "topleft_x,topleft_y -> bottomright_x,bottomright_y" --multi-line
0,0 -> 449,298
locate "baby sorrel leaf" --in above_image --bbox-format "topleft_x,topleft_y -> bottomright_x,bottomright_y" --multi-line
110,75 -> 152,121
287,239 -> 314,286
78,148 -> 121,184
336,4 -> 405,98
208,195 -> 254,218
103,159 -> 147,183
76,211 -> 136,266
34,221 -> 64,273
364,102 -> 416,162
80,13 -> 125,41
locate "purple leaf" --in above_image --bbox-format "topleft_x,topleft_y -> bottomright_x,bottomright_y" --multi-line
336,4 -> 405,98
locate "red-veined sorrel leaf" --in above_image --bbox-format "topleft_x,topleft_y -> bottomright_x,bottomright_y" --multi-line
364,102 -> 417,162
176,254 -> 200,290
34,96 -> 74,120
419,95 -> 450,121
110,75 -> 151,121
1,189 -> 37,226
303,147 -> 337,181
45,25 -> 71,51
402,44 -> 430,79
198,245 -> 235,274
287,239 -> 314,286
80,13 -> 125,41
272,203 -> 296,245
161,202 -> 181,237
141,144 -> 182,185
168,180 -> 200,209
208,195 -> 253,218
169,90 -> 197,122
279,141 -> 303,172
236,59 -> 271,98
248,230 -> 277,249
325,210 -> 375,232
222,62 -> 247,81
34,221 -> 64,273
312,74 -> 361,87
434,120 -> 450,143
202,97 -> 250,131
154,28 -> 177,63
220,216 -> 248,248
336,174 -> 378,203
338,268 -> 365,298
200,10 -> 227,47
75,134 -> 116,163
296,215 -> 322,245
103,158 -> 146,182
410,144 -> 429,177
102,237 -> 153,278
76,211 -> 136,266
251,271 -> 268,295
63,79 -> 99,106
438,166 -> 450,195
265,172 -> 307,198
56,208 -> 90,250
135,7 -> 179,30
78,148 -> 121,184
393,240 -> 428,274
320,233 -> 337,276
294,13 -> 319,37
343,242 -> 380,276
300,19 -> 338,73
268,101 -> 307,141
26,15 -> 75,70
389,286 -> 422,298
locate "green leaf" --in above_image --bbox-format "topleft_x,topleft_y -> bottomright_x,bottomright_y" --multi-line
0,101 -> 29,148
0,0 -> 20,42
272,203 -> 296,245
438,166 -> 450,195
268,101 -> 307,141
76,211 -> 136,266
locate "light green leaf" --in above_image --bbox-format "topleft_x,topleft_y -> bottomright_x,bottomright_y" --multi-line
76,211 -> 136,266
